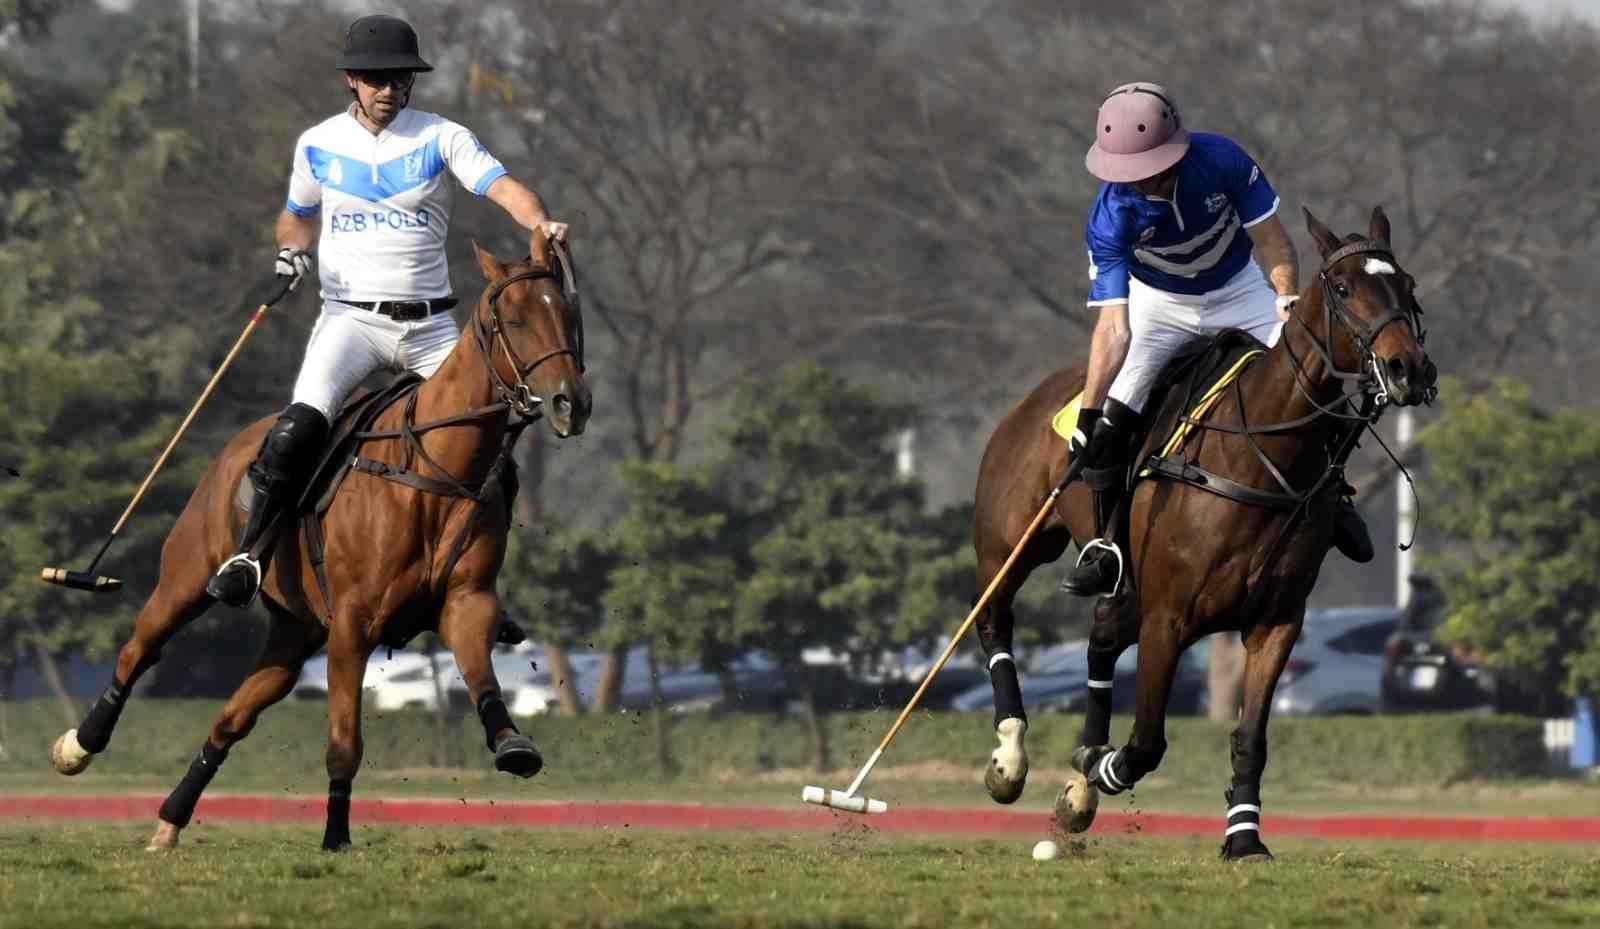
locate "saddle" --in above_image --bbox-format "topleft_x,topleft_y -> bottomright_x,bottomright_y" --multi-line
1052,328 -> 1265,489
236,373 -> 522,640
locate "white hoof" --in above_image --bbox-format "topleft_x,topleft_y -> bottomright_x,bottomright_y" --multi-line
984,717 -> 1029,804
1054,769 -> 1100,834
50,729 -> 93,776
146,820 -> 180,852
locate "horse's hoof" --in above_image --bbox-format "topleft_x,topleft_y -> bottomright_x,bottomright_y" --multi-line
493,733 -> 543,778
50,729 -> 93,776
1070,743 -> 1108,776
984,718 -> 1028,804
1220,831 -> 1274,863
1054,770 -> 1099,834
145,820 -> 180,852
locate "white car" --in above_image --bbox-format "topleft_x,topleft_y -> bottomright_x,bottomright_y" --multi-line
293,651 -> 445,711
295,644 -> 561,716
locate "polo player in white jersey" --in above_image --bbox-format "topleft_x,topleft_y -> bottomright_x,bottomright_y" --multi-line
207,14 -> 568,608
1061,82 -> 1372,598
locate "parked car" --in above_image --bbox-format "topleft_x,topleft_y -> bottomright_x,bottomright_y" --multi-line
293,651 -> 443,711
294,644 -> 559,716
1272,607 -> 1399,716
947,638 -> 1209,716
1380,577 -> 1568,716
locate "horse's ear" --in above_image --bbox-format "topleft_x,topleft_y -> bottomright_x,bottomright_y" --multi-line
1369,206 -> 1392,246
471,239 -> 505,282
1302,207 -> 1341,258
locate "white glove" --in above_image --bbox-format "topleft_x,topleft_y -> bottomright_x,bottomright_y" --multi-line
1275,294 -> 1298,319
275,248 -> 315,291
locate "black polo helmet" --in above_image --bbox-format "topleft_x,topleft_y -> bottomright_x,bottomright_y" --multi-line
335,15 -> 433,72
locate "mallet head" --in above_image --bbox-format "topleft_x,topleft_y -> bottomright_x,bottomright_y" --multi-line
801,785 -> 887,814
41,568 -> 122,593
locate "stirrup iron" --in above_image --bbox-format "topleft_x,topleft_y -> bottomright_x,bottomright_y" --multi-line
1074,539 -> 1125,598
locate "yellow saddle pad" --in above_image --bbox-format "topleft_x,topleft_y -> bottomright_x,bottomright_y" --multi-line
1049,350 -> 1264,465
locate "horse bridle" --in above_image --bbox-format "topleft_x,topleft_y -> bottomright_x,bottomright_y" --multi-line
1291,238 -> 1432,410
473,239 -> 586,419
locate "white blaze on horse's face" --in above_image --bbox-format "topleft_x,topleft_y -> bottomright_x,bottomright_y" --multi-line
1364,258 -> 1397,275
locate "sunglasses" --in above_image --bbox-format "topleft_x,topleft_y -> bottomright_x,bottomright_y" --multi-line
350,71 -> 414,90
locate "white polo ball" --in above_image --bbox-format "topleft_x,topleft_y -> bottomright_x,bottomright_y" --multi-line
1031,839 -> 1061,861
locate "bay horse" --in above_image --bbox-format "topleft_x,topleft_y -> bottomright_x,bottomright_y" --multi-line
971,207 -> 1435,860
49,234 -> 591,851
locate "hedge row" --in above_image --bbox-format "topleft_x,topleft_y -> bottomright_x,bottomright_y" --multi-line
0,699 -> 1552,791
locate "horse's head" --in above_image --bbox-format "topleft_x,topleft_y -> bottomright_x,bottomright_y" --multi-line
470,233 -> 592,437
1302,206 -> 1437,407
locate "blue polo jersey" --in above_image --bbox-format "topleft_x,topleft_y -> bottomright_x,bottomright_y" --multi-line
1084,132 -> 1279,303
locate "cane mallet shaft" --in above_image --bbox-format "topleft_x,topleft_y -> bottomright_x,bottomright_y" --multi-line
41,279 -> 293,594
803,454 -> 1088,814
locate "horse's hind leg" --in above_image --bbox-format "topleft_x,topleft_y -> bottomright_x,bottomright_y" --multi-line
1055,595 -> 1137,833
1220,620 -> 1300,863
975,527 -> 1066,805
51,521 -> 220,775
1074,614 -> 1183,804
147,606 -> 325,851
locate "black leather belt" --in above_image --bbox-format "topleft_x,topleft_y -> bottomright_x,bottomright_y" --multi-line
338,297 -> 458,321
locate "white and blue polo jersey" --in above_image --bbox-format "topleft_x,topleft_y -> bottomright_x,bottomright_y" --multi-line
1085,132 -> 1279,304
285,106 -> 508,302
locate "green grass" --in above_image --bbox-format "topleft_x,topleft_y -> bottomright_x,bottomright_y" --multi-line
1,823 -> 1598,929
4,699 -> 1593,818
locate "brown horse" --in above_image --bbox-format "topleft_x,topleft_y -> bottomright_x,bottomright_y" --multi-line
48,235 -> 591,851
970,207 -> 1435,861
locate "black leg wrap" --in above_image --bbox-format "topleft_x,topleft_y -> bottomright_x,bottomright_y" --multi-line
76,678 -> 133,753
322,778 -> 353,850
1221,782 -> 1272,860
1079,645 -> 1117,747
157,741 -> 228,828
987,654 -> 1025,729
476,692 -> 515,752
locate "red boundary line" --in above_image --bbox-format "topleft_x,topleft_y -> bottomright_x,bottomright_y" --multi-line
3,795 -> 1598,843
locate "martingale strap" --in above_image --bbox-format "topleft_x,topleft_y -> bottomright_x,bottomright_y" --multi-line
298,391 -> 535,627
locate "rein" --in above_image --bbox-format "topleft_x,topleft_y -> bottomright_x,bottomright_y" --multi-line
1160,238 -> 1428,509
300,242 -> 586,625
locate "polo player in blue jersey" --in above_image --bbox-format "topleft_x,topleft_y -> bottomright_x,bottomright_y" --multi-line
1062,82 -> 1372,598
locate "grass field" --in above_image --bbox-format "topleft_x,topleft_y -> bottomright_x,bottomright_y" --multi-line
2,823 -> 1598,929
5,699 -> 1594,818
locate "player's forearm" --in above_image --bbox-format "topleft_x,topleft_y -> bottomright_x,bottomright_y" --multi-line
1248,214 -> 1299,298
485,176 -> 551,231
1082,304 -> 1131,410
275,209 -> 318,251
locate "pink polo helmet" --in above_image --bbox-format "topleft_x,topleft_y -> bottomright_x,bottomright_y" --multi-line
1084,82 -> 1190,183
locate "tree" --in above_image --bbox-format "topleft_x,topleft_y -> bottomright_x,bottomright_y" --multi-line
602,461 -> 736,772
718,365 -> 964,769
499,521 -> 618,715
1421,377 -> 1598,710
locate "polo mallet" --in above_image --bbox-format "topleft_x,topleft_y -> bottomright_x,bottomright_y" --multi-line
41,277 -> 294,594
802,452 -> 1090,814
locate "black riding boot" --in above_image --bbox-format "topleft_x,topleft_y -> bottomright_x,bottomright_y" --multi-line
206,403 -> 329,608
1326,415 -> 1375,564
1062,403 -> 1141,598
1332,488 -> 1374,563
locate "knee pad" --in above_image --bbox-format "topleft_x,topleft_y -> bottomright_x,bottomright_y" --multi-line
253,403 -> 330,488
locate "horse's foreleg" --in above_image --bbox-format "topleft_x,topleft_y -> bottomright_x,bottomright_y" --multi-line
1221,620 -> 1300,863
440,590 -> 542,778
147,610 -> 325,851
322,623 -> 372,851
53,554 -> 216,775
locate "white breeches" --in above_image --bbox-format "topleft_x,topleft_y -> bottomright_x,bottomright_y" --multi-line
1107,262 -> 1284,415
290,301 -> 459,419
